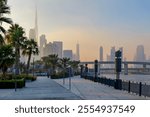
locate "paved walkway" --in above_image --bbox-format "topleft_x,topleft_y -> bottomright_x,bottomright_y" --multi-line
0,77 -> 81,100
0,76 -> 149,100
54,76 -> 150,100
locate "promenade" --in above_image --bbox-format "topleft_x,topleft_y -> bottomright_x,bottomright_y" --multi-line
0,77 -> 81,100
54,76 -> 150,100
0,76 -> 149,100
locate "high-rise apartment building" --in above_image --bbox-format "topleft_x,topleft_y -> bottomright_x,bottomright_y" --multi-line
35,5 -> 38,45
43,41 -> 63,58
110,47 -> 116,61
53,41 -> 63,58
39,34 -> 47,58
29,29 -> 36,40
43,42 -> 53,57
135,45 -> 146,62
63,50 -> 73,60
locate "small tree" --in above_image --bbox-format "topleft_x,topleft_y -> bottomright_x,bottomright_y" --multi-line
0,45 -> 15,78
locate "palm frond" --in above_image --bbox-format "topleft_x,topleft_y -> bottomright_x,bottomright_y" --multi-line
0,5 -> 10,14
0,17 -> 12,24
0,34 -> 4,45
0,25 -> 6,34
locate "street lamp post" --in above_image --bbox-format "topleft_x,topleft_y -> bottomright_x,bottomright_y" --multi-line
115,50 -> 122,90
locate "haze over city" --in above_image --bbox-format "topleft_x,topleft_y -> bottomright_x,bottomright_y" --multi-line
6,0 -> 150,61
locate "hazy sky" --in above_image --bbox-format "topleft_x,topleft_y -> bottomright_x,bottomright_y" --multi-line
6,0 -> 150,61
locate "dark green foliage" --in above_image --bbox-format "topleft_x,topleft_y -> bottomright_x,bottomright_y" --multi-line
0,74 -> 37,81
22,39 -> 39,75
0,78 -> 25,89
0,0 -> 12,44
51,72 -> 69,79
16,74 -> 37,81
0,45 -> 15,77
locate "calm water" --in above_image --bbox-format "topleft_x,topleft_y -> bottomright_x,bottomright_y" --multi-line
100,74 -> 150,84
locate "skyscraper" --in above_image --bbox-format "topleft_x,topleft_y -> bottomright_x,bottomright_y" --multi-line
43,42 -> 54,57
99,46 -> 103,61
135,45 -> 146,62
76,43 -> 80,61
53,41 -> 63,58
63,50 -> 73,60
40,34 -> 47,58
35,5 -> 38,44
110,46 -> 115,61
29,29 -> 36,40
43,41 -> 63,58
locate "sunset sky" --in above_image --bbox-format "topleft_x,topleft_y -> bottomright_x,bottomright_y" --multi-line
6,0 -> 150,61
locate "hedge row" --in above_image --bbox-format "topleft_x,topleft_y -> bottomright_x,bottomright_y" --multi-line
0,79 -> 25,89
0,74 -> 37,81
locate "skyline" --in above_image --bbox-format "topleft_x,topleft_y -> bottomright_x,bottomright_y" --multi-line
5,0 -> 150,61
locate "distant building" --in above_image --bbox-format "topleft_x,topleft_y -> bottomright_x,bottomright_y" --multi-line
119,47 -> 123,60
135,45 -> 146,62
73,53 -> 76,61
53,41 -> 63,58
63,50 -> 73,60
99,46 -> 103,61
76,43 -> 80,61
43,42 -> 53,57
43,41 -> 63,58
29,29 -> 36,40
39,34 -> 47,58
110,46 -> 115,61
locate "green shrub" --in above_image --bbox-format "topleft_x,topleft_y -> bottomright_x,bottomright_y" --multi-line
0,74 -> 37,81
51,72 -> 69,79
15,74 -> 37,81
0,79 -> 25,89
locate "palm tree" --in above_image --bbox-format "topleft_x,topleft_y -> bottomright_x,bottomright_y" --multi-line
59,57 -> 70,77
69,60 -> 80,75
42,54 -> 59,75
0,44 -> 15,77
42,56 -> 51,69
0,0 -> 7,4
22,39 -> 39,75
0,0 -> 12,45
48,54 -> 59,75
7,24 -> 26,75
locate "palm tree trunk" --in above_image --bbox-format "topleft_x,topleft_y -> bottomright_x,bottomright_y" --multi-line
26,52 -> 31,75
15,46 -> 20,75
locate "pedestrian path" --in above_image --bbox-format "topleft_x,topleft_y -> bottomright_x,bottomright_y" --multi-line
0,77 -> 81,100
54,76 -> 150,100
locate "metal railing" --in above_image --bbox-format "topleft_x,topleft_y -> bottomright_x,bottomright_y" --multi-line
82,75 -> 150,97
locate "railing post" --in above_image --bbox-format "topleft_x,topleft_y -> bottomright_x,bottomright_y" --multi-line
94,60 -> 98,82
139,82 -> 142,96
128,81 -> 130,93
